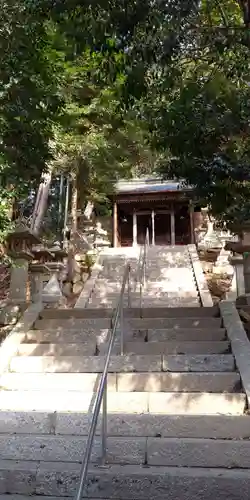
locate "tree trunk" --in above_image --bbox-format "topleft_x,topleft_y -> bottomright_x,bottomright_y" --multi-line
71,174 -> 78,234
67,174 -> 78,282
31,168 -> 53,236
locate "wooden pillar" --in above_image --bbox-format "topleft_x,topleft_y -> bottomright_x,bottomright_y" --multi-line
113,201 -> 118,247
133,210 -> 137,246
151,210 -> 155,246
189,202 -> 195,244
170,208 -> 175,246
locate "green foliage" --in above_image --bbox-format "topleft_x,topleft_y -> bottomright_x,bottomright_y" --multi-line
142,0 -> 250,227
2,0 -> 250,240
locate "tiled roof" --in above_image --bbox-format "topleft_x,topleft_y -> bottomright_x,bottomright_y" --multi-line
115,178 -> 191,194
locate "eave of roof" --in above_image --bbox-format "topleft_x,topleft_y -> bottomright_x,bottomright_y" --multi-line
115,177 -> 191,195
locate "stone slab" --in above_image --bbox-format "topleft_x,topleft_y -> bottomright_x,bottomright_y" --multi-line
124,341 -> 230,355
10,355 -> 162,373
40,308 -> 141,319
147,437 -> 250,468
0,302 -> 44,375
0,496 -> 112,500
24,329 -> 110,344
0,373 -> 116,392
55,413 -> 250,439
188,244 -> 214,307
220,301 -> 250,408
33,463 -> 250,498
34,318 -> 112,330
162,354 -> 235,372
0,459 -> 39,495
34,317 -> 222,331
141,306 -> 219,318
129,317 -> 222,329
117,372 -> 240,393
0,435 -> 146,464
0,411 -> 54,435
17,342 -> 97,356
146,328 -> 226,342
0,391 -> 148,413
148,392 -> 245,415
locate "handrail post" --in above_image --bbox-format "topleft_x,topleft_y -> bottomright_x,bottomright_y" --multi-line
101,374 -> 107,465
120,298 -> 124,356
73,263 -> 131,500
127,264 -> 131,307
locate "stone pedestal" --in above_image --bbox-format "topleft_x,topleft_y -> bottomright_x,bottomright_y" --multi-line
30,263 -> 50,303
42,274 -> 63,303
213,239 -> 234,275
243,254 -> 250,293
9,258 -> 30,304
45,262 -> 65,281
30,247 -> 54,302
226,239 -> 250,294
229,256 -> 245,297
6,225 -> 40,304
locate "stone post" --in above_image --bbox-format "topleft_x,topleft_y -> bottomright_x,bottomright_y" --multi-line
113,201 -> 118,247
30,247 -> 53,303
189,202 -> 195,244
30,263 -> 50,302
151,210 -> 155,246
170,209 -> 175,245
229,256 -> 245,297
133,210 -> 137,247
240,225 -> 250,294
49,246 -> 68,285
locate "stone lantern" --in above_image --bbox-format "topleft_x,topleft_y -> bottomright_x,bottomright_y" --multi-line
225,240 -> 250,295
29,246 -> 53,303
47,245 -> 68,283
6,224 -> 40,304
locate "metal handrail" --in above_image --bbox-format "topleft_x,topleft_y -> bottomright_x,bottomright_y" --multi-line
74,263 -> 131,500
133,244 -> 144,292
139,228 -> 149,309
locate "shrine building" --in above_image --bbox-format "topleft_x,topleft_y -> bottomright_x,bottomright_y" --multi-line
111,178 -> 203,247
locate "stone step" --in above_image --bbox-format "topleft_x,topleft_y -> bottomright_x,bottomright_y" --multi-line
0,372 -> 240,393
0,435 -> 146,464
0,390 -> 244,414
162,354 -> 235,372
40,306 -> 220,320
120,341 -> 231,355
1,461 -> 250,498
24,327 -> 226,345
146,328 -> 226,341
34,317 -> 222,330
141,291 -> 199,299
9,354 -> 235,373
141,300 -> 200,308
23,329 -> 110,344
147,437 -> 250,468
0,496 -> 109,500
116,372 -> 240,393
0,373 -> 116,392
39,308 -> 115,319
17,343 -> 97,356
1,411 -> 250,439
1,435 -> 250,469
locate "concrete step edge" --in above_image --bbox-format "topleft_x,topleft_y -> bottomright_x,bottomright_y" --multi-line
0,411 -> 249,438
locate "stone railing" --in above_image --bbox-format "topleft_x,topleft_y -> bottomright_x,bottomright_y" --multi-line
188,244 -> 214,307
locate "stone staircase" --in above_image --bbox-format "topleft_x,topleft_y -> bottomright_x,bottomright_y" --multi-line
0,303 -> 249,499
87,245 -> 200,308
143,246 -> 199,307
